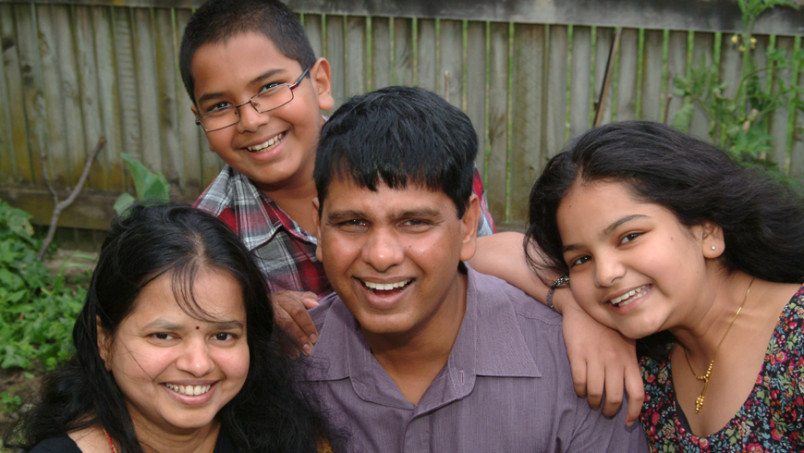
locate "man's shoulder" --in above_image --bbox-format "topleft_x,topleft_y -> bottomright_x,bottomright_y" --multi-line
469,267 -> 562,328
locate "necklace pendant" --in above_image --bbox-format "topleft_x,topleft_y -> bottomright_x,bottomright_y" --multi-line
695,395 -> 704,413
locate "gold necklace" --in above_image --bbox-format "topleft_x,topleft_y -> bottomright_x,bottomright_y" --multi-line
682,277 -> 755,414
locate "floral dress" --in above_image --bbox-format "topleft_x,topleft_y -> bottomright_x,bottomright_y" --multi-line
639,286 -> 804,452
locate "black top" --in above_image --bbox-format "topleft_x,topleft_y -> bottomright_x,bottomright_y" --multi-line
29,430 -> 236,452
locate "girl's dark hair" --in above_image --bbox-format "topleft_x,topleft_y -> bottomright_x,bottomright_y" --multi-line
526,121 -> 804,285
14,204 -> 328,452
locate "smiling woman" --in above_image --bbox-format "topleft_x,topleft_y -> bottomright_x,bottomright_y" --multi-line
9,205 -> 331,452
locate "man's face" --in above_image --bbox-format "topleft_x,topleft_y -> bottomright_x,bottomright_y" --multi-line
315,178 -> 478,342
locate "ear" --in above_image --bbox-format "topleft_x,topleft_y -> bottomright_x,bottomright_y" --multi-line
310,58 -> 334,112
313,197 -> 323,262
459,195 -> 481,262
96,316 -> 113,371
700,221 -> 725,259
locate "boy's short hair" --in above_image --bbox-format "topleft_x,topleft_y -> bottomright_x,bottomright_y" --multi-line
179,0 -> 316,104
314,86 -> 478,218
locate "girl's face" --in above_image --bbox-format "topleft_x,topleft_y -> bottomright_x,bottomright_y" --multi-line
556,180 -> 716,339
98,267 -> 249,436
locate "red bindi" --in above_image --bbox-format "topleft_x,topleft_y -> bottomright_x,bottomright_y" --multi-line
196,326 -> 200,330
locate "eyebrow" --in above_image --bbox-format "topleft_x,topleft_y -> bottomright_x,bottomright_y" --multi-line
142,319 -> 245,331
325,207 -> 443,223
196,68 -> 286,105
562,214 -> 648,253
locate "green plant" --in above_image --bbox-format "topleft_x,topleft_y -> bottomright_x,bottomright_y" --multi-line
672,0 -> 803,178
0,200 -> 88,371
113,153 -> 171,215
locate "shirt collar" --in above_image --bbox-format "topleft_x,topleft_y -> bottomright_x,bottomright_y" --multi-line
298,266 -> 541,403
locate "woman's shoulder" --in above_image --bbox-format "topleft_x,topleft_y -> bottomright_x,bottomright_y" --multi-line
28,435 -> 81,453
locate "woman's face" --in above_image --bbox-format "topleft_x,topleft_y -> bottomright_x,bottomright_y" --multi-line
98,267 -> 249,435
555,180 -> 714,339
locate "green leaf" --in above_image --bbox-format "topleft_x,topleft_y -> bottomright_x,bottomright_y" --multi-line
121,153 -> 170,203
671,104 -> 695,131
113,192 -> 136,217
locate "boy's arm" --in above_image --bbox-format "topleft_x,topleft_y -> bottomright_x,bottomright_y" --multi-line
272,290 -> 320,357
468,232 -> 644,425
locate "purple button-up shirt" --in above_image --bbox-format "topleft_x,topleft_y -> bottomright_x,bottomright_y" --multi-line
295,266 -> 648,452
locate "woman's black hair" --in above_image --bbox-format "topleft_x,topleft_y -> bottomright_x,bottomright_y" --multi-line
526,120 -> 804,285
525,121 -> 804,357
13,204 -> 328,452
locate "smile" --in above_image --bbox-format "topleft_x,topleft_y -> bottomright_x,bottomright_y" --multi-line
165,383 -> 212,396
246,132 -> 284,153
609,285 -> 649,307
363,279 -> 412,292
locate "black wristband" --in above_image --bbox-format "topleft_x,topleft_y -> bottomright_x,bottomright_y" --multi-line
546,275 -> 569,311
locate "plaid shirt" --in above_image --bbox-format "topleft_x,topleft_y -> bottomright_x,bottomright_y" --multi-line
195,165 -> 496,298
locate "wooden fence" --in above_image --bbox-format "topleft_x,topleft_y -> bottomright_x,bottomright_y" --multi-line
1,0 -> 802,235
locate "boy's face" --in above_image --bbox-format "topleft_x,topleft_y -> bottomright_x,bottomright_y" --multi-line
190,32 -> 333,194
314,177 -> 479,341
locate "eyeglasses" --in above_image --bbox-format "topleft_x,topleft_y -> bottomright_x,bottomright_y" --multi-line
195,67 -> 310,132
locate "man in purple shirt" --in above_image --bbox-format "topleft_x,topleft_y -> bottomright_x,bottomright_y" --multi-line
296,86 -> 648,452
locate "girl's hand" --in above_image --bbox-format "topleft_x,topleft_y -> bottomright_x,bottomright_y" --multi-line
554,289 -> 644,426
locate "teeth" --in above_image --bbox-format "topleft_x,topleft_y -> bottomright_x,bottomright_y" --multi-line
364,280 -> 411,291
247,133 -> 284,152
610,285 -> 648,306
165,383 -> 211,396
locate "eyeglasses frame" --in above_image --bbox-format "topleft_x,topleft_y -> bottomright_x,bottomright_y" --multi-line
195,66 -> 311,132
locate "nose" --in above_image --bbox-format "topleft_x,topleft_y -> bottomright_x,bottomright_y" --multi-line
175,337 -> 215,377
236,100 -> 270,132
361,227 -> 404,272
594,253 -> 625,288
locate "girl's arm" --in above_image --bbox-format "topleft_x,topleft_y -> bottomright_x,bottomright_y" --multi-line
469,232 -> 644,425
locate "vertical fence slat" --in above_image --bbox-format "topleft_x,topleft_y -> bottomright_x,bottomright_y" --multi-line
35,5 -> 70,188
465,20 -> 487,179
0,4 -> 14,183
544,24 -> 568,154
325,15 -> 346,108
569,26 -> 591,138
641,29 -> 664,122
484,22 -> 508,223
392,17 -> 414,87
75,5 -> 106,190
53,3 -> 84,186
371,16 -> 391,91
509,23 -> 544,226
688,31 -> 715,140
13,3 -> 41,184
593,27 -> 616,126
93,4 -> 125,192
789,37 -> 803,181
173,8 -> 208,194
665,30 -> 688,125
615,28 -> 639,121
113,6 -> 139,192
416,18 -> 436,92
767,35 -> 789,171
345,16 -> 366,99
438,19 -> 462,108
151,7 -> 182,196
132,8 -> 161,175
